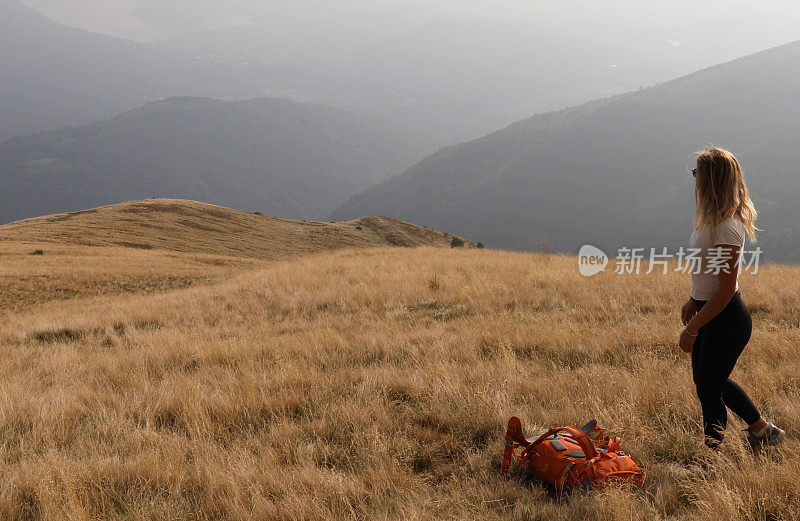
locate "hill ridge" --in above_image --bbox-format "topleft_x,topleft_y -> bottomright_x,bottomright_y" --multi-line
0,199 -> 473,260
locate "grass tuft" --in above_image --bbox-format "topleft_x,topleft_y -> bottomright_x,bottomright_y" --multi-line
32,327 -> 87,344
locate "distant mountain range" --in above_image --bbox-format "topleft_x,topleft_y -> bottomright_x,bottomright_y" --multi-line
0,97 -> 434,224
331,41 -> 800,262
0,0 -> 287,142
4,0 -> 723,147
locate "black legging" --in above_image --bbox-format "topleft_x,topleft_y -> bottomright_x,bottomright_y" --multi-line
690,292 -> 761,446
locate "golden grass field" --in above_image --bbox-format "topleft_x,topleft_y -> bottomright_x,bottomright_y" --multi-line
0,200 -> 469,314
1,201 -> 798,520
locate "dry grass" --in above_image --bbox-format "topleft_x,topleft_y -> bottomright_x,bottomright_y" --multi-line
0,242 -> 266,314
0,245 -> 798,520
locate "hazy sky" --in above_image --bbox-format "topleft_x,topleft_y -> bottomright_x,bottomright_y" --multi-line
22,0 -> 800,57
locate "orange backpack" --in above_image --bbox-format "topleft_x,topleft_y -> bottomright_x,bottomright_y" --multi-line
501,417 -> 643,490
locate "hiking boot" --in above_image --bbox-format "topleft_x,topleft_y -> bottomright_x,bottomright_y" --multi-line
746,422 -> 785,447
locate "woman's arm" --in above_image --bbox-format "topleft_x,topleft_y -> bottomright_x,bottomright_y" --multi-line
679,245 -> 741,352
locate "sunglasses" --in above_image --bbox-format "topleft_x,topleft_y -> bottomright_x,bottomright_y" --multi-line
690,168 -> 697,179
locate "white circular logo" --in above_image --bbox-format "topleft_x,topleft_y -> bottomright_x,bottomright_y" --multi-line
578,245 -> 608,277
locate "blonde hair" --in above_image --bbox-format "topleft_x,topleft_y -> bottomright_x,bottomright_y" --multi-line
693,147 -> 757,242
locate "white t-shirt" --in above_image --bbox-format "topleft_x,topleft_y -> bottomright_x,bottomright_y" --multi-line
689,217 -> 746,300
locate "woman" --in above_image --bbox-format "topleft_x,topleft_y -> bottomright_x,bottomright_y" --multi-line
679,147 -> 784,449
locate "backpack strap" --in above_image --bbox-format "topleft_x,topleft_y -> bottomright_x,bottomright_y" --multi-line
501,416 -> 528,475
526,425 -> 599,459
579,419 -> 599,434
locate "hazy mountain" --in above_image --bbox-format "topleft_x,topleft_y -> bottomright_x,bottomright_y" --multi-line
0,0 -> 170,141
15,0 -> 800,147
331,41 -> 800,262
0,0 -> 292,142
15,0 -> 800,148
0,97 -> 434,224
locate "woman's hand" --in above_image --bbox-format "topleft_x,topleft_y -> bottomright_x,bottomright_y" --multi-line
681,299 -> 697,326
679,328 -> 697,353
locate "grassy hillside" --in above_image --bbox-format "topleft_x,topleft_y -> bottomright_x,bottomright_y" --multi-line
0,96 -> 435,225
0,199 -> 470,314
330,40 -> 800,262
0,199 -> 468,258
0,244 -> 797,519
